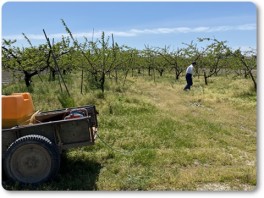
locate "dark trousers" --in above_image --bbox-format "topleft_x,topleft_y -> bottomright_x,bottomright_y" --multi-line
184,73 -> 193,90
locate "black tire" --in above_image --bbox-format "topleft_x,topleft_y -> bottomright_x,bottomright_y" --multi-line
3,134 -> 60,185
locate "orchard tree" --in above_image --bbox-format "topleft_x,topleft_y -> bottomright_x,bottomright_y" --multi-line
120,47 -> 138,83
233,49 -> 257,91
62,19 -> 122,93
157,46 -> 186,81
153,52 -> 168,77
142,45 -> 156,77
198,38 -> 231,85
2,39 -> 48,87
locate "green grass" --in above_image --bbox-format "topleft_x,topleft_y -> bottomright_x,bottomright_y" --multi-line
2,72 -> 257,191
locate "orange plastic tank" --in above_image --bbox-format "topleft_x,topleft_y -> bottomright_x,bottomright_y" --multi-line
2,93 -> 35,128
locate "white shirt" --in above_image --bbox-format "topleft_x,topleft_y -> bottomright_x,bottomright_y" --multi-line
186,64 -> 194,74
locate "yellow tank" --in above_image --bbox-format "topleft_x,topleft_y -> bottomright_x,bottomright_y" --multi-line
2,93 -> 35,128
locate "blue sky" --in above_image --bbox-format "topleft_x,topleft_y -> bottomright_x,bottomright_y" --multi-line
1,1 -> 257,51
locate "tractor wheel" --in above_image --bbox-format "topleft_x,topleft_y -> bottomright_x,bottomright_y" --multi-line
3,134 -> 60,185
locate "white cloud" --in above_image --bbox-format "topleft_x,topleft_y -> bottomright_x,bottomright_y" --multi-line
237,24 -> 256,30
3,23 -> 256,41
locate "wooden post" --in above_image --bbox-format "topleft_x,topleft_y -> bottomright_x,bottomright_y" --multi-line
43,29 -> 70,96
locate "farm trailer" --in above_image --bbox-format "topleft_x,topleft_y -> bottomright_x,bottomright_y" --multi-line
2,93 -> 98,185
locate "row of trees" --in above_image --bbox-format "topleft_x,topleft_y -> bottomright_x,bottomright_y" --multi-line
2,20 -> 257,93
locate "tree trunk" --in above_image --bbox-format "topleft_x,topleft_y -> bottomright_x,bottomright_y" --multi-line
204,71 -> 208,85
81,69 -> 84,94
175,68 -> 180,81
49,68 -> 56,81
248,70 -> 257,91
115,69 -> 118,83
24,71 -> 32,87
158,69 -> 164,77
100,72 -> 105,93
148,66 -> 151,76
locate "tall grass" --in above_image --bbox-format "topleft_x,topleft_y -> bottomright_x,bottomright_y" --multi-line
2,73 -> 256,191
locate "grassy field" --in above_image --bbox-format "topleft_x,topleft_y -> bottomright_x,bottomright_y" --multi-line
2,72 -> 257,191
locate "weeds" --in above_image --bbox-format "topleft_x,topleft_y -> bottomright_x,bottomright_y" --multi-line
57,92 -> 75,108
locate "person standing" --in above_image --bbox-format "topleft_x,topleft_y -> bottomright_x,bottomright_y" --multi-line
184,62 -> 196,91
